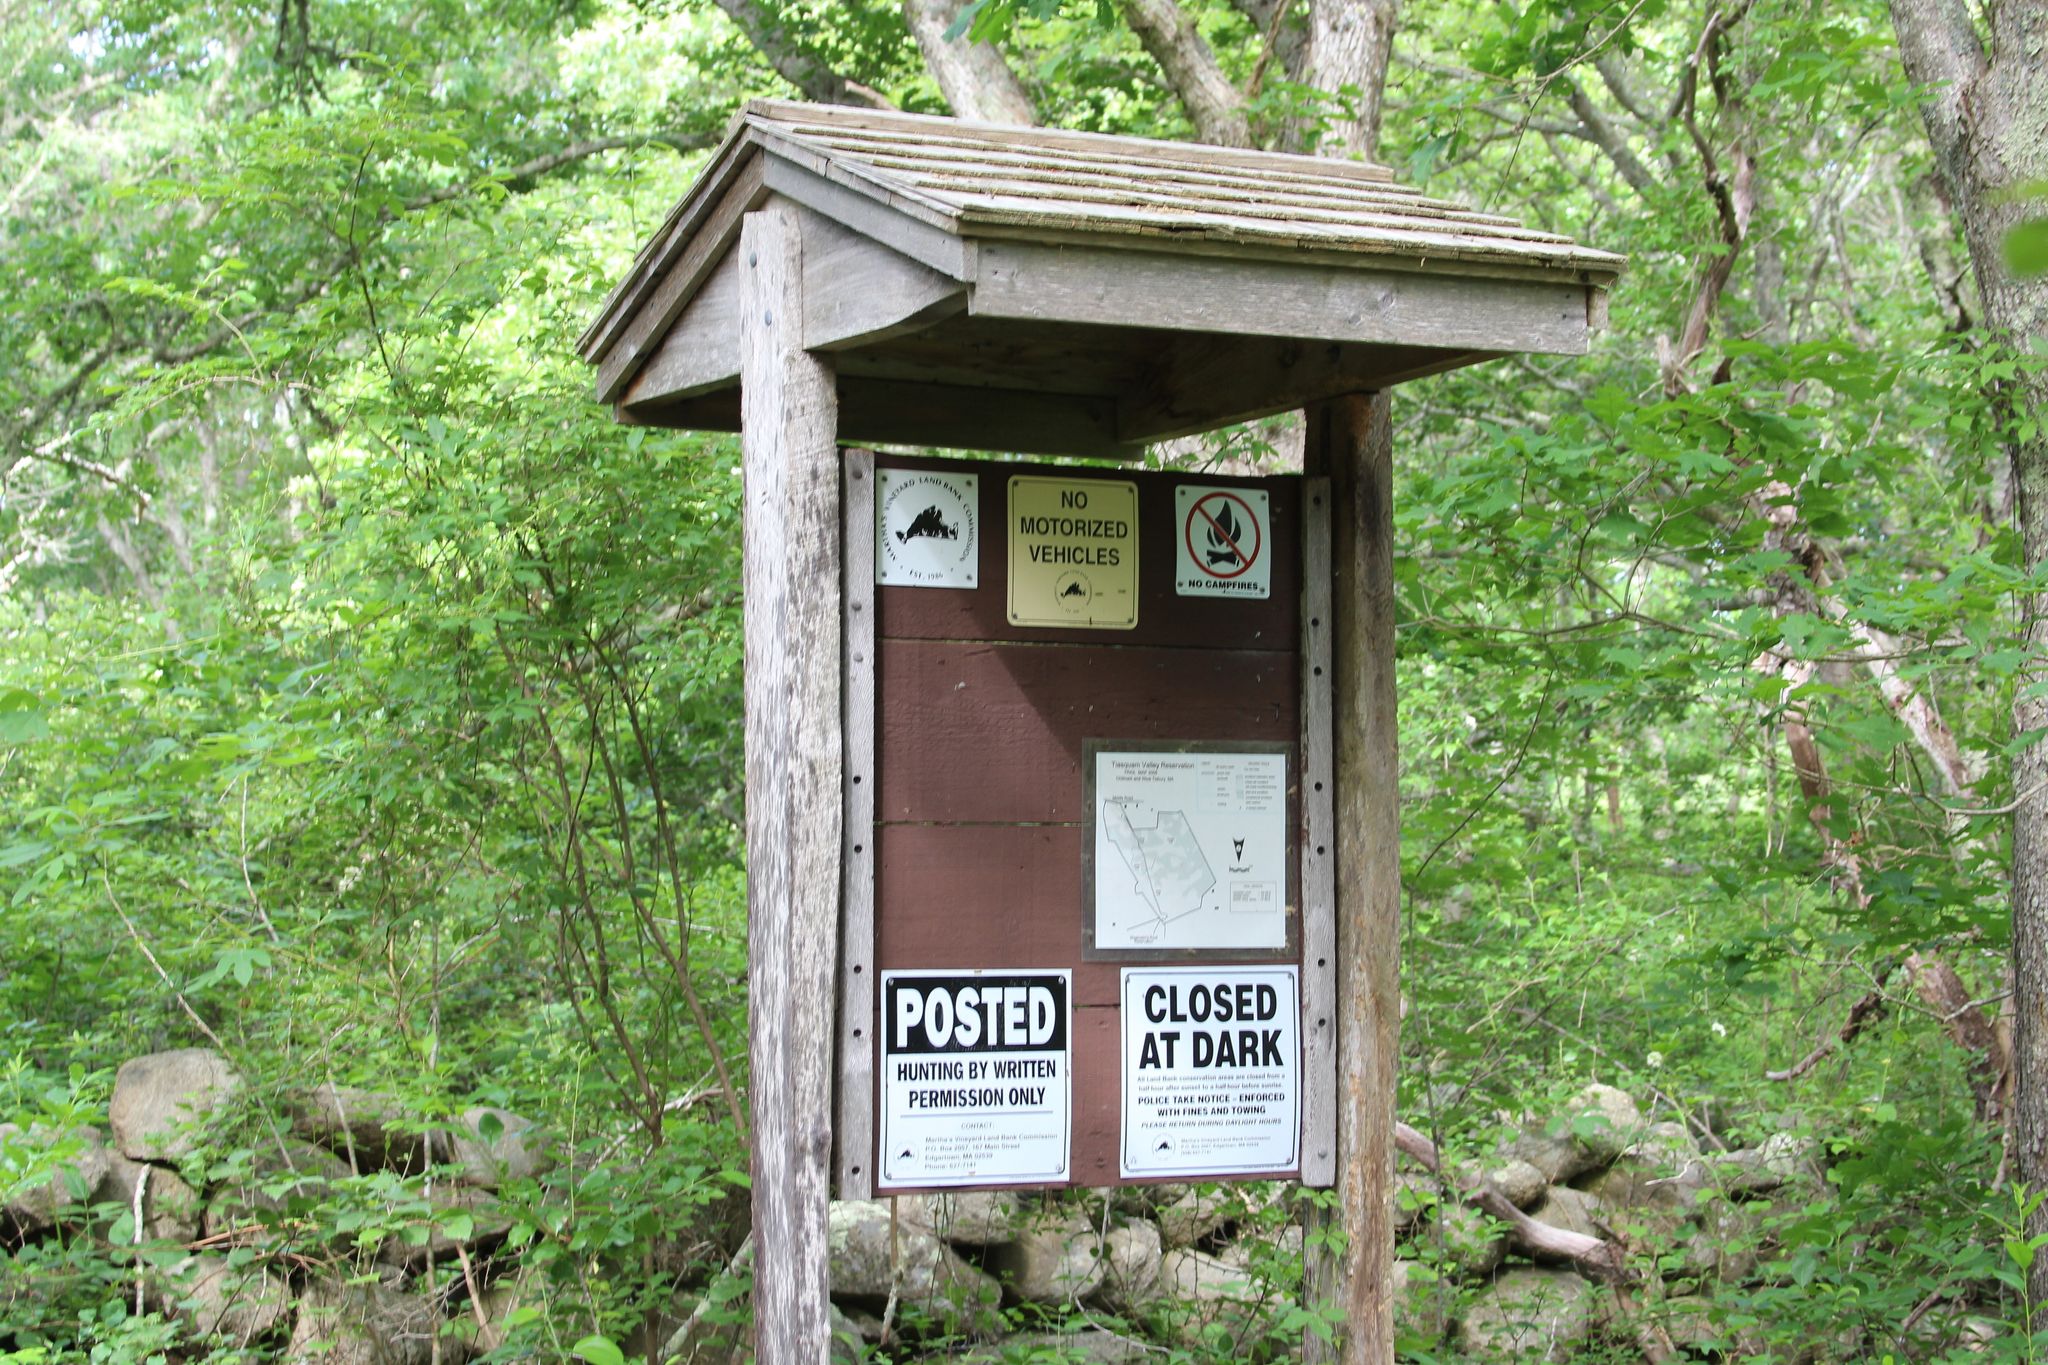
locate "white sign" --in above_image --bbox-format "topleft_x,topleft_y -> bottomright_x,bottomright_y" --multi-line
1175,485 -> 1270,599
1093,748 -> 1288,951
1121,966 -> 1300,1178
877,469 -> 978,588
878,970 -> 1071,1188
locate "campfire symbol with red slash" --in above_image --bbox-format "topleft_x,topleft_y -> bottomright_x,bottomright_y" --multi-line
1183,490 -> 1262,581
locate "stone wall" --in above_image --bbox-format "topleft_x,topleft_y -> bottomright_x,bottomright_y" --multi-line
7,1053 -> 1968,1361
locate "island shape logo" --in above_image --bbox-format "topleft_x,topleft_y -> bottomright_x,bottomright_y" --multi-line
877,469 -> 978,588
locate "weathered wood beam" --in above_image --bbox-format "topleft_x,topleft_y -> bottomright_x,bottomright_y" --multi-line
972,240 -> 1593,355
626,376 -> 1143,461
1299,475 -> 1338,1188
760,154 -> 970,278
1119,335 -> 1490,443
835,449 -> 879,1202
1302,393 -> 1399,1365
740,201 -> 841,1365
596,154 -> 769,403
627,203 -> 969,408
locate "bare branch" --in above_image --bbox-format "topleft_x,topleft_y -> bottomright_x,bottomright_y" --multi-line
709,0 -> 896,109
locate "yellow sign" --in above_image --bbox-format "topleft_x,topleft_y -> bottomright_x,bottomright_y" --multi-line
1007,475 -> 1139,629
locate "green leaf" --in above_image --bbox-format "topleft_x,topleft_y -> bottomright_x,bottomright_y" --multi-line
0,690 -> 47,743
2004,218 -> 2048,278
572,1335 -> 626,1365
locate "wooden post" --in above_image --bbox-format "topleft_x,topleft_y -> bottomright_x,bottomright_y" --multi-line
1301,393 -> 1399,1365
741,200 -> 842,1365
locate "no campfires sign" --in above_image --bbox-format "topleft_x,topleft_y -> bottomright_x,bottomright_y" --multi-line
1175,485 -> 1271,599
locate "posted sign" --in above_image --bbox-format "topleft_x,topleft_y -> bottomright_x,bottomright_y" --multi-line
1007,475 -> 1138,630
879,970 -> 1072,1188
1175,485 -> 1271,599
1120,965 -> 1300,1178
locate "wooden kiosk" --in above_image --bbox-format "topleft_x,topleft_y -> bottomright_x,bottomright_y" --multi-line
580,101 -> 1619,1365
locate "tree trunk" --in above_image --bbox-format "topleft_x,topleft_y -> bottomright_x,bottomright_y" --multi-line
1304,0 -> 1399,160
1118,0 -> 1254,147
1887,0 -> 2048,1302
901,0 -> 1037,124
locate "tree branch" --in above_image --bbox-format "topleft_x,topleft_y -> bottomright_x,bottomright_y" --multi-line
710,0 -> 896,108
1118,0 -> 1254,147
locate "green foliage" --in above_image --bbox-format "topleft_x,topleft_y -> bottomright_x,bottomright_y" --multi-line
4,0 -> 2043,1357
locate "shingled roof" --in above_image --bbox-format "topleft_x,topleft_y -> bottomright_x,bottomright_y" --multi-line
581,100 -> 1621,458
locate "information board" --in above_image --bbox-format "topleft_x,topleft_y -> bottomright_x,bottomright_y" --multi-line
877,970 -> 1072,1188
1120,965 -> 1301,1178
1090,745 -> 1289,952
857,454 -> 1327,1194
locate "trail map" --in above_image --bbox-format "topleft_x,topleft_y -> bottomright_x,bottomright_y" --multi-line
1092,748 -> 1287,951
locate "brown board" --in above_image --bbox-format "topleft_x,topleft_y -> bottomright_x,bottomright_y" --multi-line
860,452 -> 1322,1192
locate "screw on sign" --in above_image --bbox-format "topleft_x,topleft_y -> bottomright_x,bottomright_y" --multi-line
1185,491 -> 1262,580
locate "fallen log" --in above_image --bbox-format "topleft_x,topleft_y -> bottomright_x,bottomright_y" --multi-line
1394,1121 -> 1631,1284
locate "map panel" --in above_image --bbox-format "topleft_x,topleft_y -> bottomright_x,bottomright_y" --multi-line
1092,748 -> 1288,951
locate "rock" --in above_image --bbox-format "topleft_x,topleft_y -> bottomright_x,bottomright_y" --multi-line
1564,1083 -> 1644,1164
110,1049 -> 242,1162
1,1123 -> 109,1232
1159,1246 -> 1256,1296
826,1199 -> 1001,1331
448,1106 -> 552,1188
1389,1170 -> 1442,1228
1577,1158 -> 1702,1247
286,1278 -> 438,1365
1506,1124 -> 1597,1186
1391,1260 -> 1450,1344
293,1084 -> 431,1172
988,1213 -> 1104,1303
965,1330 -> 1148,1364
1457,1268 -> 1600,1362
1506,1085 -> 1645,1184
95,1151 -> 203,1243
1684,1200 -> 1763,1283
1157,1247 -> 1260,1341
1439,1201 -> 1508,1278
156,1253 -> 291,1345
839,1305 -> 887,1343
1155,1186 -> 1233,1248
1718,1131 -> 1821,1196
472,1270 -> 541,1355
657,1300 -> 745,1365
1096,1219 -> 1164,1310
1623,1120 -> 1700,1164
623,1289 -> 696,1363
204,1137 -> 353,1238
911,1189 -> 1023,1245
1652,1296 -> 1727,1354
1529,1185 -> 1606,1241
375,1183 -> 511,1269
1489,1159 -> 1548,1211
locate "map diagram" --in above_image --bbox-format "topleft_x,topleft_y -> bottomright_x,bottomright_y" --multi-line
1102,803 -> 1216,933
1092,749 -> 1288,951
